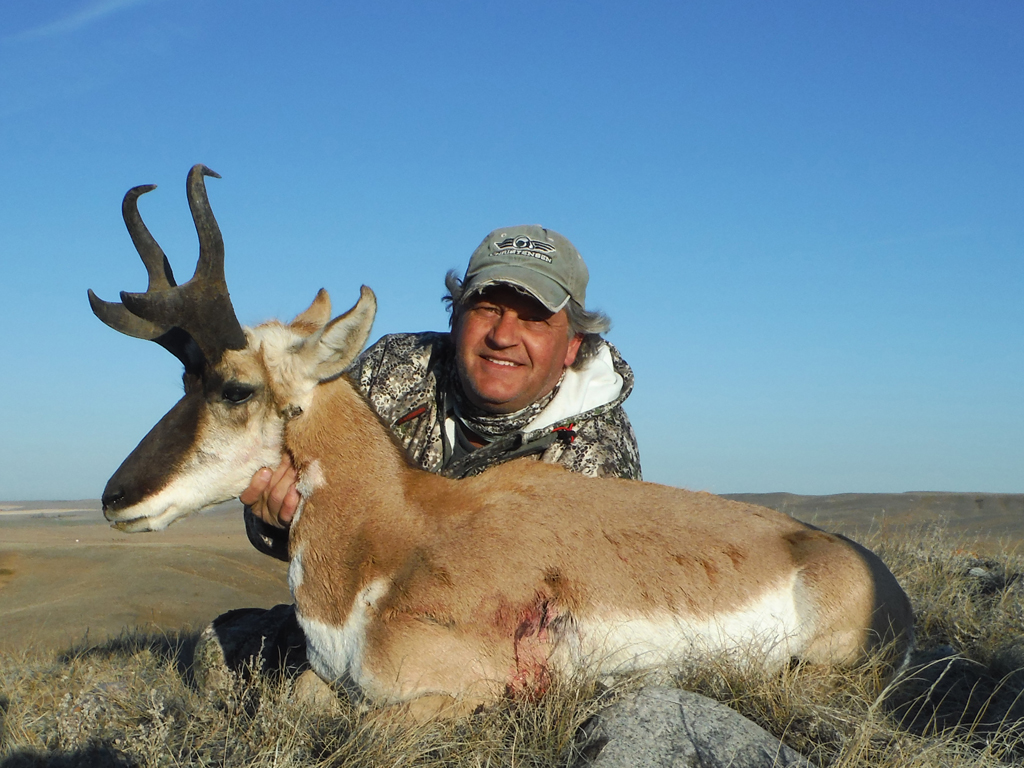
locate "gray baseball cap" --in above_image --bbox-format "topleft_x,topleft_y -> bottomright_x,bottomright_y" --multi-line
462,225 -> 588,313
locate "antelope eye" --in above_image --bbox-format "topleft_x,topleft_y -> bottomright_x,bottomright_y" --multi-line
222,382 -> 255,404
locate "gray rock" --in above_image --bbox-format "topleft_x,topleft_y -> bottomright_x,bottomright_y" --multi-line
192,603 -> 309,693
574,687 -> 814,768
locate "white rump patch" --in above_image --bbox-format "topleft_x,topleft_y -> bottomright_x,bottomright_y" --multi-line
298,577 -> 391,689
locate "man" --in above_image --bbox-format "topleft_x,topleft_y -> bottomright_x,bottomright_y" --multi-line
196,225 -> 641,681
241,224 -> 641,559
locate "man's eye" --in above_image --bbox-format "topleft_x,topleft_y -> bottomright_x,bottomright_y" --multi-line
222,383 -> 255,404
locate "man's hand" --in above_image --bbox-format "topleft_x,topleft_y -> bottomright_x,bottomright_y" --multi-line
240,454 -> 300,528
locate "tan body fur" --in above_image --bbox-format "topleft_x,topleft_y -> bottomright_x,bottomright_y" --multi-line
281,354 -> 912,714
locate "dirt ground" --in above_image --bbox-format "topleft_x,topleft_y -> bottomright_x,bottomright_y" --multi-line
1,492 -> 1021,652
0,500 -> 289,652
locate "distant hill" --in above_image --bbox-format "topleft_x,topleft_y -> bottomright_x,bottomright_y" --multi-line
723,492 -> 1024,549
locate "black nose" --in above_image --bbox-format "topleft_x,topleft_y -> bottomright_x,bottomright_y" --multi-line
102,487 -> 125,512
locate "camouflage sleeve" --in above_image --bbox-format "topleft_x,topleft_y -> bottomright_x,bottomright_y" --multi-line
542,405 -> 643,480
345,333 -> 444,425
347,334 -> 391,403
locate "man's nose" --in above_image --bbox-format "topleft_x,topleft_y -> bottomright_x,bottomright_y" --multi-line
488,310 -> 520,347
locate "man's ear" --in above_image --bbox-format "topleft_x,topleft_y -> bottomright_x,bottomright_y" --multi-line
564,333 -> 583,368
301,286 -> 376,380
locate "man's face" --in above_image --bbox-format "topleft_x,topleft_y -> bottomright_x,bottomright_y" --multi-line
454,285 -> 582,414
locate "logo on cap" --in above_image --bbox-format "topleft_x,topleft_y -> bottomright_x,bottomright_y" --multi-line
493,236 -> 556,263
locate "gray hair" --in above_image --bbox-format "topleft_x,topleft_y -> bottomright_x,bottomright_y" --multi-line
443,270 -> 611,370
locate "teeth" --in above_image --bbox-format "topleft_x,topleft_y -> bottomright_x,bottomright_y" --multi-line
486,358 -> 518,367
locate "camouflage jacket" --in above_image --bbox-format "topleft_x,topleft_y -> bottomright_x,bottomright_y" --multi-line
246,332 -> 641,559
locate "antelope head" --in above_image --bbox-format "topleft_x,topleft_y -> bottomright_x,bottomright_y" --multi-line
90,165 -> 376,532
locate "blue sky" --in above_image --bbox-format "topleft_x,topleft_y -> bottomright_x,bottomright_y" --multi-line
1,1 -> 1021,500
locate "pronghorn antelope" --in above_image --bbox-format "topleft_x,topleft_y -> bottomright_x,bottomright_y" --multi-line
91,165 -> 914,717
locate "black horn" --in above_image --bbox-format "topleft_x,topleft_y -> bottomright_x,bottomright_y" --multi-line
88,185 -> 175,342
89,165 -> 247,369
123,184 -> 177,291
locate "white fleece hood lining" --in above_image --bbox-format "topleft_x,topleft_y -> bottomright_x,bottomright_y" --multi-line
524,343 -> 623,432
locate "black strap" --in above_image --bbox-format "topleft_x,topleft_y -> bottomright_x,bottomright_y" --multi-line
442,429 -> 561,480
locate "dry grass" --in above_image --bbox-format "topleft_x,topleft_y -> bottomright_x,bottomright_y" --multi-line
3,525 -> 1024,767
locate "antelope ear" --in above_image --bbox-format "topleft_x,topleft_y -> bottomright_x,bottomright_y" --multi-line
306,286 -> 376,380
290,288 -> 332,332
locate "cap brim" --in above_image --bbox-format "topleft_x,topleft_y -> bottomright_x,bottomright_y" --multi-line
464,265 -> 570,313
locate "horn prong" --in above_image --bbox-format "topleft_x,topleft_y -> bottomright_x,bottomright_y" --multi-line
122,184 -> 177,291
88,289 -> 166,340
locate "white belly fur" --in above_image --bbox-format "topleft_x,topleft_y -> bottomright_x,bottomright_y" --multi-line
293,571 -> 806,698
554,578 -> 807,675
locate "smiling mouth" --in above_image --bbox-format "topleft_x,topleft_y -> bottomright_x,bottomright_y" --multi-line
482,356 -> 522,367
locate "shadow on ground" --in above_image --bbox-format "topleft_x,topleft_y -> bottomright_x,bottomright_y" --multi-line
58,627 -> 203,687
0,744 -> 138,768
887,645 -> 1024,753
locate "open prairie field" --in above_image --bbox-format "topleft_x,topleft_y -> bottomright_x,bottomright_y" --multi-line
0,500 -> 289,653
